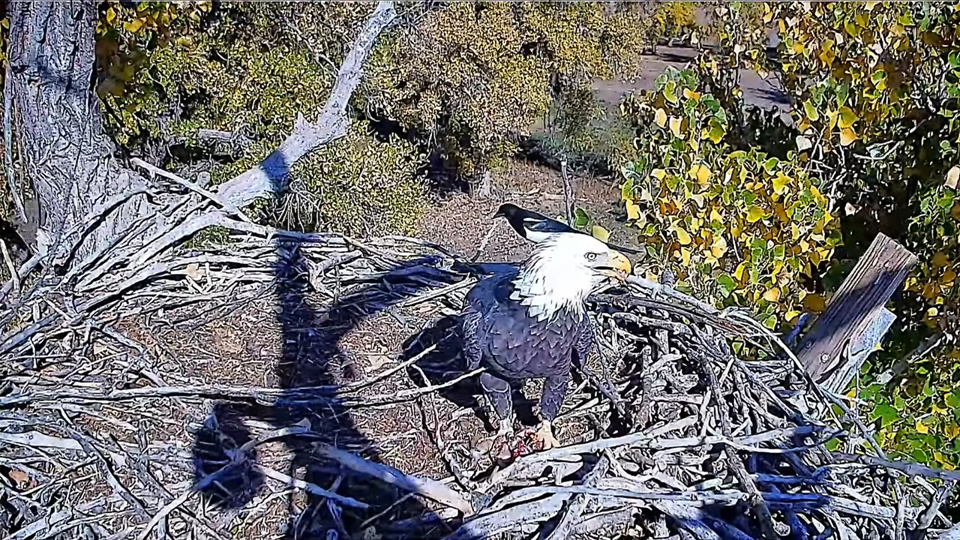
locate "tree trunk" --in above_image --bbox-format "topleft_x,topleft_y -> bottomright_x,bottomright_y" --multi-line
7,0 -> 152,266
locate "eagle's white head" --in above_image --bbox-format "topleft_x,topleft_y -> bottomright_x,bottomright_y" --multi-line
511,233 -> 632,321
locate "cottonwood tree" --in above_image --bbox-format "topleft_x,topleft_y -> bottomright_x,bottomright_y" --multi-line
4,0 -> 396,281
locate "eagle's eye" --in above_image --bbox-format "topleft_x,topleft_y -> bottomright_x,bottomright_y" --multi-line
585,252 -> 597,262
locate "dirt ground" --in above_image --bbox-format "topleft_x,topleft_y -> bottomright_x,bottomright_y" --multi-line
417,160 -> 646,264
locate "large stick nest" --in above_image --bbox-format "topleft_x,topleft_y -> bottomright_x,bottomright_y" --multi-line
1,231 -> 958,540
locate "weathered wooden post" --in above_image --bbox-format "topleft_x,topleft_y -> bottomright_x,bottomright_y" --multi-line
794,233 -> 918,393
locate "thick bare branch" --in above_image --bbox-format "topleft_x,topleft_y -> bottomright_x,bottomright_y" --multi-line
216,1 -> 397,207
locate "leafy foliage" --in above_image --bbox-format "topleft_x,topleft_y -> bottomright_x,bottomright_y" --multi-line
619,68 -> 839,328
647,3 -> 698,49
755,1 -> 960,470
613,1 -> 960,470
360,2 -> 651,181
93,2 -> 427,236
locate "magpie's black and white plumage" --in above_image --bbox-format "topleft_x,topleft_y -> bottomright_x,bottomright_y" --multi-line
494,203 -> 642,255
460,232 -> 632,449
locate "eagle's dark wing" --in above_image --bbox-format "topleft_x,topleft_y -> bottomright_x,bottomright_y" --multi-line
573,317 -> 594,368
462,271 -> 580,381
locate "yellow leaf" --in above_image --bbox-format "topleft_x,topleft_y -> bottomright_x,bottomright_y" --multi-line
933,252 -> 950,267
946,424 -> 960,439
916,420 -> 929,434
711,236 -> 728,258
626,199 -> 640,220
688,164 -> 711,185
785,310 -> 801,322
669,117 -> 683,138
592,225 -> 610,243
106,7 -> 117,23
709,208 -> 723,223
802,293 -> 827,312
675,226 -> 692,245
791,223 -> 801,240
652,169 -> 666,180
838,106 -> 859,129
947,166 -> 960,190
124,17 -> 145,33
763,288 -> 781,302
681,248 -> 691,265
839,127 -> 858,146
772,174 -> 789,195
655,108 -> 667,128
734,262 -> 748,281
746,206 -> 766,223
683,88 -> 701,101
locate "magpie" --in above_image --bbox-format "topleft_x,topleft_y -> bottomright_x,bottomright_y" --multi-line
494,203 -> 642,255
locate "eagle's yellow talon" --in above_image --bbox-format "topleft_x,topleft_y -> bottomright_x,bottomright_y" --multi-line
535,421 -> 560,450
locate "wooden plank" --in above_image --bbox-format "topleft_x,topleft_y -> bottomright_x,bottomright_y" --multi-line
795,233 -> 918,384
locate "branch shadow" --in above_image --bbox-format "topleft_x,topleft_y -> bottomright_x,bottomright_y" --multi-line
190,239 -> 466,538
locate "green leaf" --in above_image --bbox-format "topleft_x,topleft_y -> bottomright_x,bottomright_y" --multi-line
574,208 -> 589,229
663,81 -> 679,104
762,314 -> 777,329
803,100 -> 820,121
592,225 -> 610,243
762,158 -> 779,174
746,205 -> 766,223
621,176 -> 635,201
708,124 -> 725,144
717,274 -> 738,298
946,392 -> 960,409
872,403 -> 899,428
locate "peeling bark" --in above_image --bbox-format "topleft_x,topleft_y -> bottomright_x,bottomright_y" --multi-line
7,0 -> 151,265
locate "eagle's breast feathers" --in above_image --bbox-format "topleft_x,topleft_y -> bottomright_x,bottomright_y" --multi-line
461,269 -> 593,380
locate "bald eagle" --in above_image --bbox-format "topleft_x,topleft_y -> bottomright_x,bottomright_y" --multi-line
461,232 -> 632,450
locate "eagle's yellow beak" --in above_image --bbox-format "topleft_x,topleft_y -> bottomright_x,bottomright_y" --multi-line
603,251 -> 632,281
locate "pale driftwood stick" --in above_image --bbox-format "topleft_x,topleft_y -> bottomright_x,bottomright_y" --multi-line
340,343 -> 438,392
544,456 -> 610,540
0,240 -> 20,294
917,481 -> 955,532
217,1 -> 397,207
256,465 -> 368,509
830,453 -> 960,482
445,494 -> 570,540
131,158 -> 251,223
312,442 -> 473,514
0,252 -> 40,301
560,158 -> 574,226
796,233 -> 917,381
939,524 -> 960,540
0,382 -> 337,407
